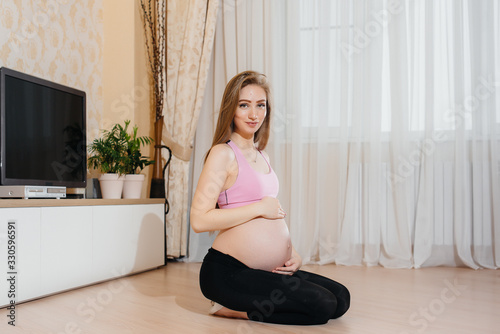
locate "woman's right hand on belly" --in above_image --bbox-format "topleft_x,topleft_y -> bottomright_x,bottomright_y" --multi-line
259,196 -> 286,219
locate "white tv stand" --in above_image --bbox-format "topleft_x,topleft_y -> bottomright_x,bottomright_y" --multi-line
0,199 -> 165,308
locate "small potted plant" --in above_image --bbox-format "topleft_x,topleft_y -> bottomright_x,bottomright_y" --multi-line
88,123 -> 128,199
88,120 -> 153,199
121,121 -> 154,199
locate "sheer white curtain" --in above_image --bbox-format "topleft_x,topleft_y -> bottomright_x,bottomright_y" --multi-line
188,0 -> 500,269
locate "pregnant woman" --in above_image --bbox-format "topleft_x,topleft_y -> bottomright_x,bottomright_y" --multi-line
190,71 -> 350,325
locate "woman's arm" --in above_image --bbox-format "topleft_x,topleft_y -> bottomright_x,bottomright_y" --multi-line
190,144 -> 285,233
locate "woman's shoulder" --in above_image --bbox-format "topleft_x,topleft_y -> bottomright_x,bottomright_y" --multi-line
207,143 -> 236,163
205,143 -> 238,176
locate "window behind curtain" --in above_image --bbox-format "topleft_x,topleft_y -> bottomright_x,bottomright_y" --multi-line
297,0 -> 500,136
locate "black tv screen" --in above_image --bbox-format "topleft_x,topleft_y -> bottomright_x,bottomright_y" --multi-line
0,67 -> 86,188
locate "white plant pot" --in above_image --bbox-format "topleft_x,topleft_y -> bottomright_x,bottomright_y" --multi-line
98,173 -> 125,199
122,174 -> 145,199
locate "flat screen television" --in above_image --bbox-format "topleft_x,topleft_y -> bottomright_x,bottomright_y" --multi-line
0,67 -> 86,188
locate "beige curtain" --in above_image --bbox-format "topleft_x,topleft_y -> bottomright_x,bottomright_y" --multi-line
164,0 -> 218,258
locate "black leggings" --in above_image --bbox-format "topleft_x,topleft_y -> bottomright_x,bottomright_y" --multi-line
199,248 -> 350,325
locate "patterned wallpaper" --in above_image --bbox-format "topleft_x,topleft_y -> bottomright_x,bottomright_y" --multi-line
0,0 -> 103,140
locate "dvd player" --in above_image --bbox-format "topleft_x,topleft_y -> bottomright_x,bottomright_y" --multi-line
0,186 -> 66,199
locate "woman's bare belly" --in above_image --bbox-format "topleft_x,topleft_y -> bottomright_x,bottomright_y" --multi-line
212,218 -> 292,272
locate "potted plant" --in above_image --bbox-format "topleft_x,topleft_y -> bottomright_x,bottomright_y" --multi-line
88,120 -> 153,199
88,123 -> 128,199
121,121 -> 154,199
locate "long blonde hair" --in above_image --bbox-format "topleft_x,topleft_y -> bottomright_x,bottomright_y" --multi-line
205,71 -> 272,161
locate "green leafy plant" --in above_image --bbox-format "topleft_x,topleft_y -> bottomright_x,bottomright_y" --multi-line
123,121 -> 154,174
88,120 -> 154,175
88,123 -> 128,175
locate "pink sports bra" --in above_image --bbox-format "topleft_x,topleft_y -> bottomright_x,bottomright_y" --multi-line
217,141 -> 279,209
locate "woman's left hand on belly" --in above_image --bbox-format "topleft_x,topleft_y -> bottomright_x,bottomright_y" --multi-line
272,248 -> 302,275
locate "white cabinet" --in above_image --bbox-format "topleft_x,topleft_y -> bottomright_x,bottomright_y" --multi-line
0,208 -> 42,307
92,204 -> 165,282
40,206 -> 94,296
0,199 -> 165,308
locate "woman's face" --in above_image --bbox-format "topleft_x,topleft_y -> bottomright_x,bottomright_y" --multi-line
233,84 -> 267,138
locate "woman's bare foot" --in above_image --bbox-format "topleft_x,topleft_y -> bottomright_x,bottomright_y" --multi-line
213,307 -> 249,320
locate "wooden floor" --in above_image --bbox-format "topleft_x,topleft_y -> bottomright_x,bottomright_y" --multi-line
1,262 -> 499,333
